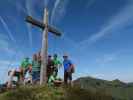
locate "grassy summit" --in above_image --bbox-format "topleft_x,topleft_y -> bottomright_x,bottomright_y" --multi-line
1,76 -> 133,100
0,85 -> 113,100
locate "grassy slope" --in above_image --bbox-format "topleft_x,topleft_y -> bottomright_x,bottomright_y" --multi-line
0,85 -> 113,100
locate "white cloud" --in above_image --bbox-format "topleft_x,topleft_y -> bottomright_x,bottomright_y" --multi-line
61,33 -> 76,46
0,34 -> 12,53
78,1 -> 133,48
96,53 -> 117,66
0,60 -> 19,70
26,0 -> 33,48
0,38 -> 9,49
51,0 -> 61,24
0,34 -> 24,66
0,60 -> 10,67
0,34 -> 16,56
44,0 -> 49,7
0,16 -> 15,43
0,34 -> 8,48
7,0 -> 27,14
50,0 -> 69,25
0,59 -> 21,70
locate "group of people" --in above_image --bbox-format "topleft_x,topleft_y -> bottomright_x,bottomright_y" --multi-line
7,52 -> 75,88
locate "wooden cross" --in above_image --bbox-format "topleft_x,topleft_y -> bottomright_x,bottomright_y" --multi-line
25,8 -> 62,85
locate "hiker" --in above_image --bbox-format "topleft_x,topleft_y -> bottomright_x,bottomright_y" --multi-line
48,71 -> 63,86
7,70 -> 14,89
7,68 -> 23,88
47,55 -> 54,82
32,54 -> 41,84
63,54 -> 75,86
20,57 -> 31,80
13,67 -> 23,84
53,54 -> 62,78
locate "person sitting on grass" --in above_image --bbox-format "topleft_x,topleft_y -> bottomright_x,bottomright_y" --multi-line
48,71 -> 63,87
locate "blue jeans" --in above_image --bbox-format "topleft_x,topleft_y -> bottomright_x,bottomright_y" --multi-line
32,71 -> 40,81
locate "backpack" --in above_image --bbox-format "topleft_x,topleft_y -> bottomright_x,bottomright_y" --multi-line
71,64 -> 75,73
68,64 -> 75,73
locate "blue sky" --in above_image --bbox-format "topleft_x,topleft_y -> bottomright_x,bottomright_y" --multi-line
0,0 -> 133,83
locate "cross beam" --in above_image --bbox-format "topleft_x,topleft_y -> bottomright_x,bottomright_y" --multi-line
26,16 -> 62,36
25,8 -> 62,85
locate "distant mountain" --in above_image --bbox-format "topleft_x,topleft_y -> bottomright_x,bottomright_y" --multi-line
127,82 -> 133,87
74,76 -> 133,100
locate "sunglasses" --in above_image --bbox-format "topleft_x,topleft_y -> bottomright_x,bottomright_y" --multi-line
63,56 -> 68,57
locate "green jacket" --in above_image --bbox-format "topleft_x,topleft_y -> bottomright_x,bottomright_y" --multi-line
53,58 -> 61,68
21,59 -> 31,69
48,75 -> 57,86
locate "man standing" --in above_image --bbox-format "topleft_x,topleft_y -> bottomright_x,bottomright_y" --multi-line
63,54 -> 75,86
53,54 -> 62,77
32,54 -> 41,84
47,55 -> 54,82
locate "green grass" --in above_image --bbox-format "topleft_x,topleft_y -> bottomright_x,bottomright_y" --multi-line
0,85 -> 113,100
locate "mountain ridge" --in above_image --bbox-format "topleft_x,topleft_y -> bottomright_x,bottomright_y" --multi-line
74,76 -> 133,100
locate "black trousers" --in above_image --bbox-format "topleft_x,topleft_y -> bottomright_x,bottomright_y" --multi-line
64,71 -> 72,84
